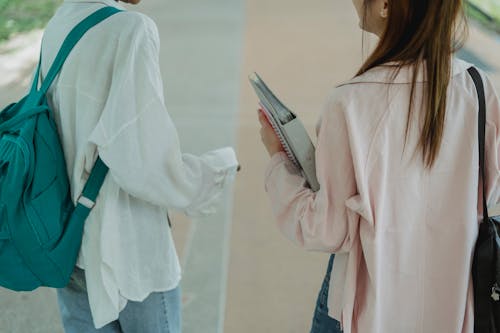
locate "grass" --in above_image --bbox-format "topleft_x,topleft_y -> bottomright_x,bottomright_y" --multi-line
0,0 -> 62,42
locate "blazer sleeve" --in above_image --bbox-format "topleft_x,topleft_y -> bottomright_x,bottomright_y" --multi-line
264,93 -> 362,253
483,73 -> 500,211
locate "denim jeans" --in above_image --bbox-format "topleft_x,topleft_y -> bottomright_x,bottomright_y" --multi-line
57,267 -> 181,333
310,254 -> 343,333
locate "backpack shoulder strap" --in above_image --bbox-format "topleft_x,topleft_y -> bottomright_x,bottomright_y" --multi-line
28,6 -> 122,105
76,157 -> 108,214
39,8 -> 120,215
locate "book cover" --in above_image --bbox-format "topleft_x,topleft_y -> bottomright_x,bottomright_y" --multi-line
249,73 -> 320,192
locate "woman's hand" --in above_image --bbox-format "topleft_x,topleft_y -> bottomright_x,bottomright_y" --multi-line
258,109 -> 284,157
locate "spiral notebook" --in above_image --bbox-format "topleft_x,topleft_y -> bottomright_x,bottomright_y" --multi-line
249,73 -> 320,192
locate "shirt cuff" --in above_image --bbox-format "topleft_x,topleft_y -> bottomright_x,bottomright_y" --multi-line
182,147 -> 239,217
200,147 -> 239,173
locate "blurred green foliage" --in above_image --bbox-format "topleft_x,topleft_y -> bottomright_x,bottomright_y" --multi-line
0,0 -> 62,41
466,0 -> 500,33
0,0 -> 498,44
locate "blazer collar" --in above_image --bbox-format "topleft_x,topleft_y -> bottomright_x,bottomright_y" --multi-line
340,58 -> 472,86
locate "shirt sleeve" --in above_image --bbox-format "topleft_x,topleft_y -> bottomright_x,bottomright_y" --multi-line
264,93 -> 362,253
88,14 -> 238,216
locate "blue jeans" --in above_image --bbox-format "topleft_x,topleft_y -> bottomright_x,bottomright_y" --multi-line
57,267 -> 181,333
310,254 -> 343,333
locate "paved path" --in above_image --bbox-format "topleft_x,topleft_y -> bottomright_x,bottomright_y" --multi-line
139,1 -> 244,332
0,1 -> 499,332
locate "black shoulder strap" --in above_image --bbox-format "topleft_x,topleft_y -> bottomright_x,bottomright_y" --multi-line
468,67 -> 488,219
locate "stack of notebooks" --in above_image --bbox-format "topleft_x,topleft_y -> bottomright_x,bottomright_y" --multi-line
249,73 -> 320,192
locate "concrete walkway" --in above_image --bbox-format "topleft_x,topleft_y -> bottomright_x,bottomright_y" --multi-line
0,1 -> 499,332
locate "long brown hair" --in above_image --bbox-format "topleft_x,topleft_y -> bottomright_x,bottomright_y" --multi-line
357,0 -> 468,167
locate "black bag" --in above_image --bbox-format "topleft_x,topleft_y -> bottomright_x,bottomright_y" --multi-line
469,66 -> 500,333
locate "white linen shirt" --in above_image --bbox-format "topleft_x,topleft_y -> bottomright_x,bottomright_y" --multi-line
40,0 -> 238,328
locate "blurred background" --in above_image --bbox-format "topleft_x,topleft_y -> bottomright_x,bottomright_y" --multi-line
0,0 -> 499,332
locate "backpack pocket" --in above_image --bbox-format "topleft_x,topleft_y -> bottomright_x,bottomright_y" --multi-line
30,125 -> 57,199
26,176 -> 72,248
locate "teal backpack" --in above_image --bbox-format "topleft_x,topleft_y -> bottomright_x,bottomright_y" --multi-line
0,7 -> 121,291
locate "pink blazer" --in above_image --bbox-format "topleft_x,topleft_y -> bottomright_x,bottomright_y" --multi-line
264,58 -> 500,333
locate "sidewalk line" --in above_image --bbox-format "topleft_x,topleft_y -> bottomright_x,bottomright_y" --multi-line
217,185 -> 236,333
